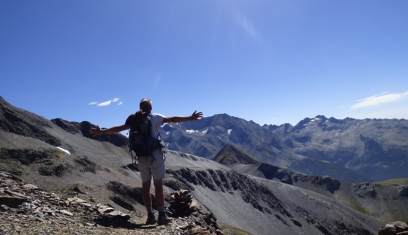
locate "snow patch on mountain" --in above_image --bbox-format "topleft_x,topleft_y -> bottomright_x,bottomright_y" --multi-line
56,147 -> 70,155
186,128 -> 208,135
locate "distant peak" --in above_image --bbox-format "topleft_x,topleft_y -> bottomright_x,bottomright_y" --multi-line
213,144 -> 258,165
314,115 -> 327,120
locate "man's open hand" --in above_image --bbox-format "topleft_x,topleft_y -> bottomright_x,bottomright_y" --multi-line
191,111 -> 203,120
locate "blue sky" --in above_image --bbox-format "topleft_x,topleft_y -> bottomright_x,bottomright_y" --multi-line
1,0 -> 407,130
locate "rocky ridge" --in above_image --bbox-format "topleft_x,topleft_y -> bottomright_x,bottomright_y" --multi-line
51,118 -> 128,148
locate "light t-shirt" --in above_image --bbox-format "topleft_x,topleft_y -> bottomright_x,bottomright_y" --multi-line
149,113 -> 164,138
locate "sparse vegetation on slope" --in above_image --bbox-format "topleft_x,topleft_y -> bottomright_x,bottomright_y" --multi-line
376,178 -> 408,186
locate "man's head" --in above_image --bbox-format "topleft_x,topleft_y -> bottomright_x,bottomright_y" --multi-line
140,98 -> 152,113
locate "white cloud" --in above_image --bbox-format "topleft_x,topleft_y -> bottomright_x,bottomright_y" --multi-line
97,100 -> 112,107
89,98 -> 122,107
351,91 -> 408,109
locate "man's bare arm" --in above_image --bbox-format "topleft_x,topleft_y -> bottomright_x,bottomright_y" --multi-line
89,124 -> 130,136
162,111 -> 203,123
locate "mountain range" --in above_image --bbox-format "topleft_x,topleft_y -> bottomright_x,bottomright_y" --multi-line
160,113 -> 408,182
1,96 -> 407,235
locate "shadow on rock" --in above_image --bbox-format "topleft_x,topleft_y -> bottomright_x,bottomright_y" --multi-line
93,215 -> 143,229
126,163 -> 139,172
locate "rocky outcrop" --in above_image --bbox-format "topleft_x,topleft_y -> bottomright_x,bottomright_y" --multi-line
0,170 -> 130,234
168,189 -> 197,217
167,189 -> 221,233
353,183 -> 378,199
51,119 -> 129,148
0,97 -> 60,146
51,118 -> 82,134
0,171 -> 224,235
398,186 -> 408,197
257,163 -> 280,179
378,221 -> 408,235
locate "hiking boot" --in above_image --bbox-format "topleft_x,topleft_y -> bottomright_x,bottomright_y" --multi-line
145,212 -> 157,225
157,211 -> 172,225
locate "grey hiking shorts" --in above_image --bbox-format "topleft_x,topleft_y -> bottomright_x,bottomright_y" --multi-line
138,150 -> 166,182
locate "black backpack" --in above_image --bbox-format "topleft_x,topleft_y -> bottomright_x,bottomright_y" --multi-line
128,110 -> 164,158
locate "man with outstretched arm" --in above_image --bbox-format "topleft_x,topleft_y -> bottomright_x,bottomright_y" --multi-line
89,98 -> 203,225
